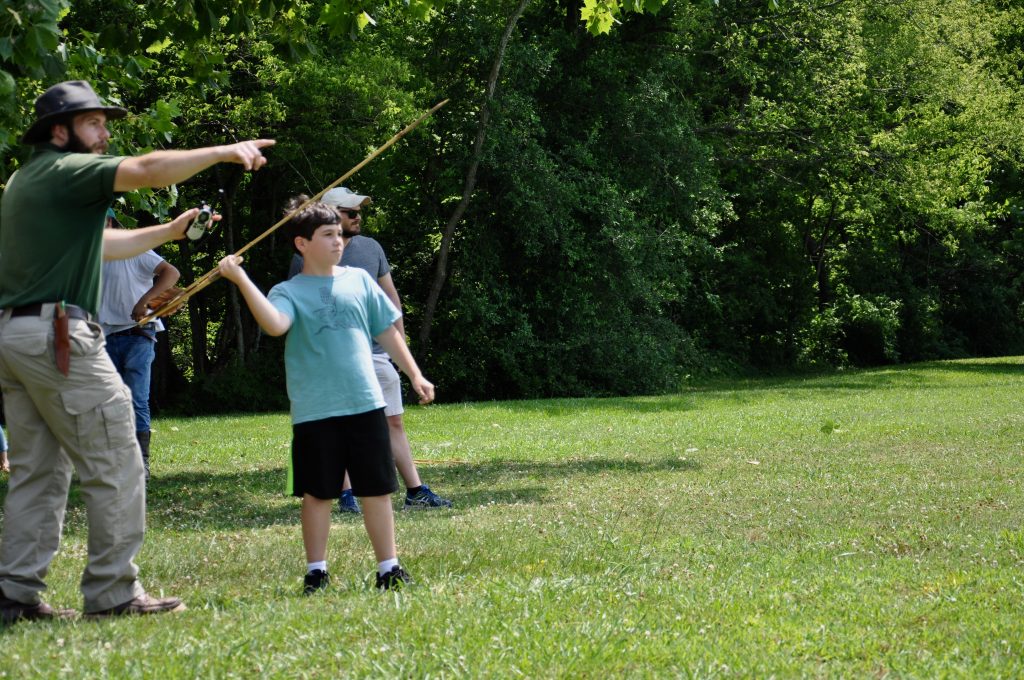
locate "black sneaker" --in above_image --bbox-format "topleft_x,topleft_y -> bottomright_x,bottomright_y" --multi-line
303,569 -> 330,596
404,485 -> 452,509
338,490 -> 361,515
375,565 -> 411,591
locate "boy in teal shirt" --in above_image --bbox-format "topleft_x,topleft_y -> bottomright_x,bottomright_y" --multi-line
218,197 -> 434,592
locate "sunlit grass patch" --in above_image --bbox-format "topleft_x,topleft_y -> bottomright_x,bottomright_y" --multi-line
1,358 -> 1023,676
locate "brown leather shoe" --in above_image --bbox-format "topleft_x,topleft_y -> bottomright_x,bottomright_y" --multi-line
86,593 -> 186,618
0,596 -> 77,624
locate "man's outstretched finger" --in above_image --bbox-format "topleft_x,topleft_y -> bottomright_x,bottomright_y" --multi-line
229,139 -> 275,170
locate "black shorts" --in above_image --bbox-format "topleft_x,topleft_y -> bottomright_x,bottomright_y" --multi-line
290,408 -> 397,499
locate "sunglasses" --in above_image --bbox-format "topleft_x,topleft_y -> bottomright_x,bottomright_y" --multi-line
336,208 -> 362,219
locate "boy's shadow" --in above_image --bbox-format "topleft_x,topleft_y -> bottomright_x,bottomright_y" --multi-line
0,456 -> 699,533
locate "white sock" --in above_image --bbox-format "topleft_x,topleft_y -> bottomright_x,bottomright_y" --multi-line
307,560 -> 327,573
378,557 -> 399,575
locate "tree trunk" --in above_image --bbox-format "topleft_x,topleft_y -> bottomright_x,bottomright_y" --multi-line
218,168 -> 246,360
418,0 -> 533,349
151,328 -> 188,414
181,237 -> 209,377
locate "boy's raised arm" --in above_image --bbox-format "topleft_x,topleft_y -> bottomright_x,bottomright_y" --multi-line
375,326 -> 435,405
218,255 -> 292,337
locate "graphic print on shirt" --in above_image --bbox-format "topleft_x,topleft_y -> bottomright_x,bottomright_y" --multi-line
312,283 -> 362,335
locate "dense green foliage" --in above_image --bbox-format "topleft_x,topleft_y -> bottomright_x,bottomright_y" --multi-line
2,0 -> 1024,406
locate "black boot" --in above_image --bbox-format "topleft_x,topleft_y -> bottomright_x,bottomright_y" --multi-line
136,430 -> 151,481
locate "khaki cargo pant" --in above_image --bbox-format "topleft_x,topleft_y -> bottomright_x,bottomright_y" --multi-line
0,305 -> 146,613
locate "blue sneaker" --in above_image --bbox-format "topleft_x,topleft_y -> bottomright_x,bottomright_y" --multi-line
338,490 -> 361,514
404,485 -> 452,509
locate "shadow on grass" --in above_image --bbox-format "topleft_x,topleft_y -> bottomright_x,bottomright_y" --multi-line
473,395 -> 700,416
675,358 -> 1024,399
109,470 -> 298,531
443,359 -> 1024,417
0,470 -> 299,535
917,360 -> 1024,376
477,365 -> 989,415
416,456 -> 700,516
0,455 -> 700,533
436,455 -> 700,483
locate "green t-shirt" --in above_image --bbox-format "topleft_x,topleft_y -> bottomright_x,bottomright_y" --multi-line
0,144 -> 124,315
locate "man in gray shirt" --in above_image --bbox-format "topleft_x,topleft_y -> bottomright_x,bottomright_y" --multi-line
288,187 -> 452,511
99,209 -> 180,482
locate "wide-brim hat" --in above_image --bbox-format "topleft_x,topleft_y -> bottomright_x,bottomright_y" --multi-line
21,80 -> 128,145
322,187 -> 372,209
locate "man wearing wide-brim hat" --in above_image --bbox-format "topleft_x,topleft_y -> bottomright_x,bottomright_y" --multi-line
18,80 -> 129,147
0,79 -> 274,623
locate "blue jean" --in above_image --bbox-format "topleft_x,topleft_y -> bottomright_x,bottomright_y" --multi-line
104,333 -> 156,432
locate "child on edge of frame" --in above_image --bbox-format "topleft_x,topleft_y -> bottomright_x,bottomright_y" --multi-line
216,195 -> 435,594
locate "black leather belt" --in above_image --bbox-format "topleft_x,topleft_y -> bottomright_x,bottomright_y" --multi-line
10,303 -> 94,322
108,326 -> 153,338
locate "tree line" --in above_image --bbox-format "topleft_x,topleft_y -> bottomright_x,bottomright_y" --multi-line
2,0 -> 1023,411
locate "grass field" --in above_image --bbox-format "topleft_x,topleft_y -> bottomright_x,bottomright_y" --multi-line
1,357 -> 1022,677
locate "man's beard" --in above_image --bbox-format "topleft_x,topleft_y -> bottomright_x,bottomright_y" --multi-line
342,227 -> 360,238
61,128 -> 107,154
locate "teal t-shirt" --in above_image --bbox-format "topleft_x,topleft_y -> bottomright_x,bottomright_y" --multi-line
268,266 -> 401,424
0,145 -> 124,315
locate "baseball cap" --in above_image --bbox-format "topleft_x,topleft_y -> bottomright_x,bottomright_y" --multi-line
322,187 -> 371,209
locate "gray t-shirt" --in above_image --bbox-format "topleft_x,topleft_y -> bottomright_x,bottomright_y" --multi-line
288,235 -> 393,353
99,250 -> 166,336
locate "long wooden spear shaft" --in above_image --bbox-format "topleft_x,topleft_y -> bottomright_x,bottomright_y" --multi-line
139,99 -> 449,325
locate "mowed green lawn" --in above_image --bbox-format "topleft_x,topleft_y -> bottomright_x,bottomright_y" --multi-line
1,357 -> 1022,677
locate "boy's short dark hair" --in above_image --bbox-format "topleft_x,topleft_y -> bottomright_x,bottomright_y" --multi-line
284,195 -> 341,254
